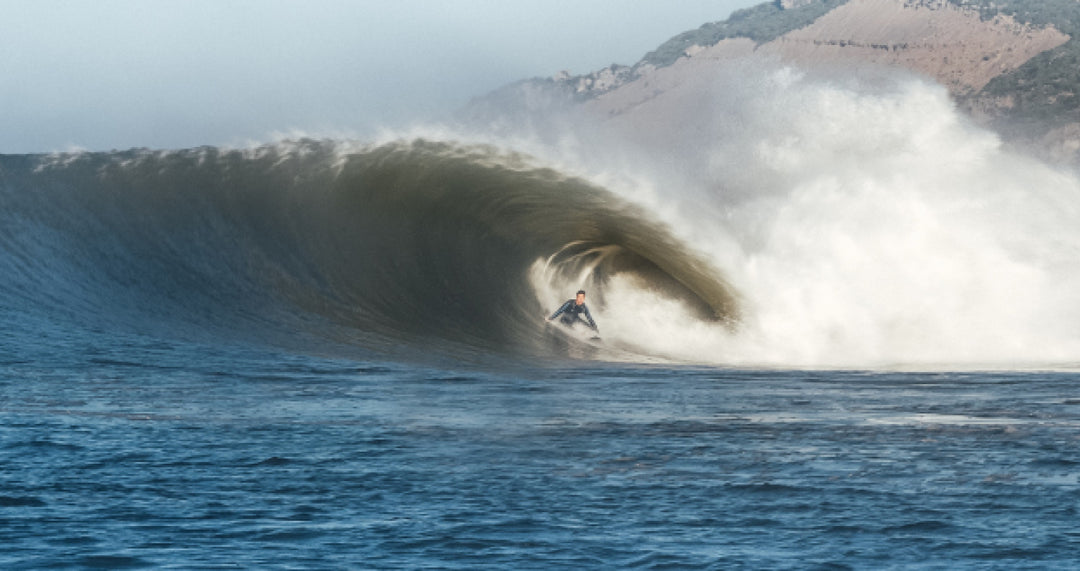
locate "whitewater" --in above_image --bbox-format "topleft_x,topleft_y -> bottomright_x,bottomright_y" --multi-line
3,67 -> 1080,569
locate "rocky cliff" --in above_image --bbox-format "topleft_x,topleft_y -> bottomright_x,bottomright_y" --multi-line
472,0 -> 1080,162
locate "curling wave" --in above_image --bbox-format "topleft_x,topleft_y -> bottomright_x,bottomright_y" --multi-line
0,139 -> 737,361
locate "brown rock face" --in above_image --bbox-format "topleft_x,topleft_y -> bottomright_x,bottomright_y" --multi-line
763,0 -> 1069,96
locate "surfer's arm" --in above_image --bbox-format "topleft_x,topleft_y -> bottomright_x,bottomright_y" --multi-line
548,300 -> 573,320
581,305 -> 598,331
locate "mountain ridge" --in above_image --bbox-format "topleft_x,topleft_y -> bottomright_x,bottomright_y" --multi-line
471,0 -> 1080,162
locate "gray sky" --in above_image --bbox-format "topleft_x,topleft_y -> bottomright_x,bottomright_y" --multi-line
1,0 -> 760,152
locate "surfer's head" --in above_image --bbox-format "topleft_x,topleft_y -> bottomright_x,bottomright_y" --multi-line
575,290 -> 586,305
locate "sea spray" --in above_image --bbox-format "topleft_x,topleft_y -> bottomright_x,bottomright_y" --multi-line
508,66 -> 1080,367
709,71 -> 1080,366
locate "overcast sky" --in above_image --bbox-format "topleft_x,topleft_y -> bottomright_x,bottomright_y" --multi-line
1,0 -> 761,153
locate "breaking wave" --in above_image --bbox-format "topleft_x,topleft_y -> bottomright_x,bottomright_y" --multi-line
5,67 -> 1080,369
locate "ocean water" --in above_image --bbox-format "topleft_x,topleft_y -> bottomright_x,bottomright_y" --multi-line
3,326 -> 1080,569
4,68 -> 1080,568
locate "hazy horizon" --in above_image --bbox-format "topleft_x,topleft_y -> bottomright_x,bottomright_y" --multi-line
1,0 -> 761,153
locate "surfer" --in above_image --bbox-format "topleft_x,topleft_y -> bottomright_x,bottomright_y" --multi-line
547,290 -> 599,333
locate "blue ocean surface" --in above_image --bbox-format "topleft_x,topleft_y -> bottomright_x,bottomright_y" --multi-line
3,321 -> 1079,569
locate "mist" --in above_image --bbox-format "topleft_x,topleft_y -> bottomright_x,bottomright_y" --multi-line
0,0 -> 759,153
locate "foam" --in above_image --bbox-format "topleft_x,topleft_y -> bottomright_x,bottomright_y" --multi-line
519,67 -> 1080,367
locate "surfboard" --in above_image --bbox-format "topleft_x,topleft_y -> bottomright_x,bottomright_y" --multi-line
544,320 -> 602,347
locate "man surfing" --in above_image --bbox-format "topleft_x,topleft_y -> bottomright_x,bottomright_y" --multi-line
547,290 -> 599,334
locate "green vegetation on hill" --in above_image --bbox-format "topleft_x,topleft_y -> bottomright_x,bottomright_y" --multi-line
639,0 -> 849,69
955,0 -> 1080,126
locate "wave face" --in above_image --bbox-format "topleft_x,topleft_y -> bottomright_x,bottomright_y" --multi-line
0,140 -> 736,361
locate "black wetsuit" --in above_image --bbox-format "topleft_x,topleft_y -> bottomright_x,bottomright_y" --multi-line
549,300 -> 598,331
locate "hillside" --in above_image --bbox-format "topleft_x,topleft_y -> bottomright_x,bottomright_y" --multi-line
472,0 -> 1080,162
